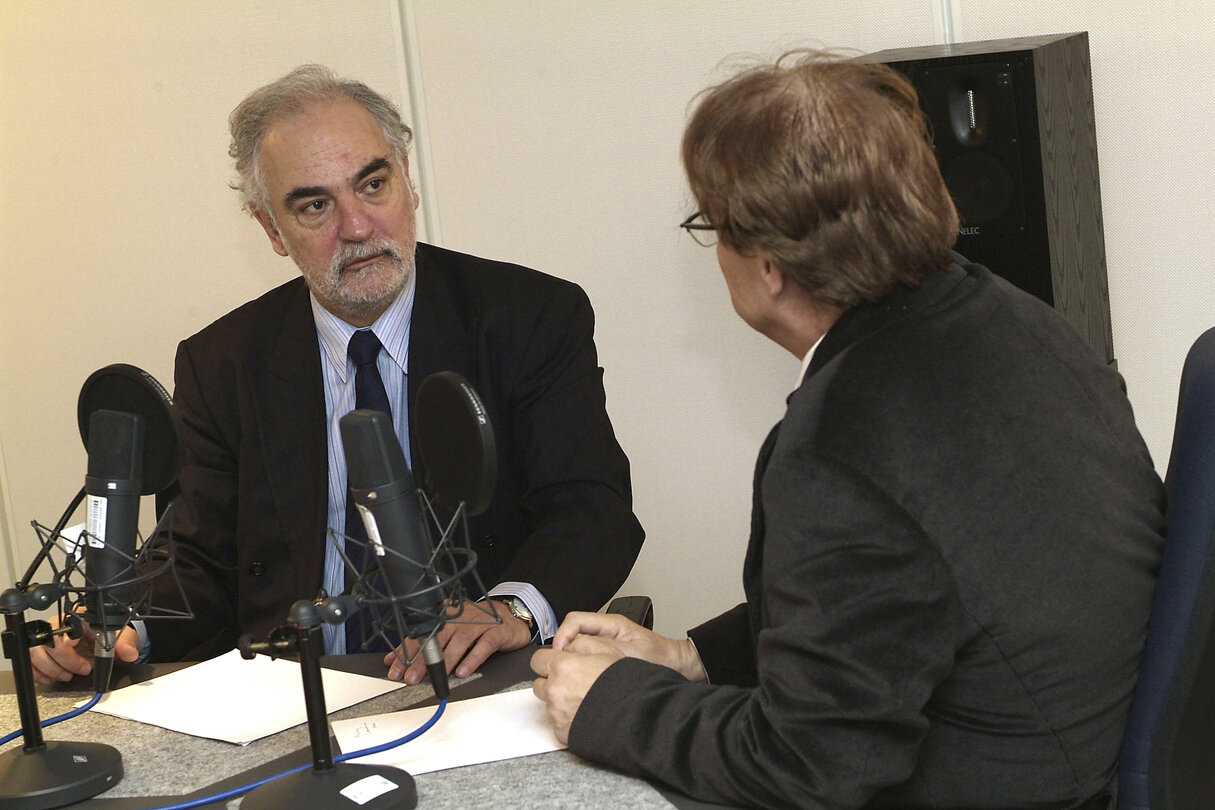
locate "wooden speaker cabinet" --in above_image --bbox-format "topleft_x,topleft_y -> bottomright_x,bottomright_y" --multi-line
864,33 -> 1114,364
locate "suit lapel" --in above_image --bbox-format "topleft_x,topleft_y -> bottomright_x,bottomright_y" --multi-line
743,420 -> 783,635
407,245 -> 475,488
257,280 -> 329,584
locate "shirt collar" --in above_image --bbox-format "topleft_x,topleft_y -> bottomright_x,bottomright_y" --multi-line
795,331 -> 827,389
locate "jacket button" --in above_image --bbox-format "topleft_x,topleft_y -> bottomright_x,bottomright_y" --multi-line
249,562 -> 266,576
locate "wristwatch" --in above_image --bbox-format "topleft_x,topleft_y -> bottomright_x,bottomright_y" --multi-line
501,597 -> 537,635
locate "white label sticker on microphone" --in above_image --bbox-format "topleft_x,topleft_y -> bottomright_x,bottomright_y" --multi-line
340,774 -> 400,804
356,505 -> 388,556
86,495 -> 107,548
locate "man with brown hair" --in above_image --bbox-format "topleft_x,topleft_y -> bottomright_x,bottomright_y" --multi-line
532,51 -> 1165,809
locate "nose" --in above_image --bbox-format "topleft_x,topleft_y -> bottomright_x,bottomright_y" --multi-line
336,197 -> 373,242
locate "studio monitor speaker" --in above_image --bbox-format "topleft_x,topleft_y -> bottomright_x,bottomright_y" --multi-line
864,33 -> 1114,364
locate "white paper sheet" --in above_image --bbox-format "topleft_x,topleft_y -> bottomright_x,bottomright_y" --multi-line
331,687 -> 566,774
88,649 -> 405,744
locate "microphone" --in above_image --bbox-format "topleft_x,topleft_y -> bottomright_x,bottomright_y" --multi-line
83,409 -> 144,694
340,408 -> 449,698
0,365 -> 185,810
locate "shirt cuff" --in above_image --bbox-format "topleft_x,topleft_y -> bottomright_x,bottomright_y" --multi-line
130,619 -> 151,663
685,634 -> 708,684
486,582 -> 558,643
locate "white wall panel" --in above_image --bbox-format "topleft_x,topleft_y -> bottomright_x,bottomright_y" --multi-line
4,0 -> 1201,645
407,0 -> 939,635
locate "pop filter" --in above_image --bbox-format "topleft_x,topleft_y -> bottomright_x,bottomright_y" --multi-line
415,371 -> 496,515
77,364 -> 182,495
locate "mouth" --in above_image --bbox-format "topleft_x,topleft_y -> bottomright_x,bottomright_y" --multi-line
341,251 -> 387,274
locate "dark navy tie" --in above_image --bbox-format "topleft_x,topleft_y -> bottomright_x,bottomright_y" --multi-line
345,329 -> 393,652
349,329 -> 392,416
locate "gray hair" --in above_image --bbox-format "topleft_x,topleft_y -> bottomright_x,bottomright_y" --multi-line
228,64 -> 414,212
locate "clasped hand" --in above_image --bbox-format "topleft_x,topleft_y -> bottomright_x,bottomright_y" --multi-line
530,612 -> 706,744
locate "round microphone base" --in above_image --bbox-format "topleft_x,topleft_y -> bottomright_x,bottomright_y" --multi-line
0,740 -> 123,810
241,762 -> 417,810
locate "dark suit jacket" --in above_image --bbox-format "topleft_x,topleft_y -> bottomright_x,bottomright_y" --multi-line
570,261 -> 1165,809
150,242 -> 644,661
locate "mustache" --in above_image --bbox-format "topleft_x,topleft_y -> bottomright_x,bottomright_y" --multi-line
332,239 -> 403,274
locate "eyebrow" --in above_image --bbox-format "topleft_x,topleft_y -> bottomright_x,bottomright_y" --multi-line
282,156 -> 394,207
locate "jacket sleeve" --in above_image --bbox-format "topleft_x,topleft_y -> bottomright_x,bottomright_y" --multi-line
688,603 -> 755,686
484,279 -> 645,620
568,454 -> 964,809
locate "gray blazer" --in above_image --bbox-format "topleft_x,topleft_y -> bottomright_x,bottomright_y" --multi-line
571,261 -> 1165,809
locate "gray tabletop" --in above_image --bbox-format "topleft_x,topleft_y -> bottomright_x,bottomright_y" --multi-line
0,650 -> 733,809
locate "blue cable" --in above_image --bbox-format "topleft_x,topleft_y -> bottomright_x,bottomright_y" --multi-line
335,697 -> 446,761
0,691 -> 104,747
140,698 -> 448,810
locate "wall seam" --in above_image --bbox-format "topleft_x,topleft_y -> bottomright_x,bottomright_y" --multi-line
396,0 -> 443,247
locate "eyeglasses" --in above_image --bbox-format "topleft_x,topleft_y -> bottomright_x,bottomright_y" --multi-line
679,211 -> 717,247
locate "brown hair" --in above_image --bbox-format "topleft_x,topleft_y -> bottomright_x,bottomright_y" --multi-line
682,50 -> 959,307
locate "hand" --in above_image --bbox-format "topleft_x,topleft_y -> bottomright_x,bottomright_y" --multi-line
384,600 -> 534,684
552,611 -> 707,682
27,618 -> 141,686
530,646 -> 621,745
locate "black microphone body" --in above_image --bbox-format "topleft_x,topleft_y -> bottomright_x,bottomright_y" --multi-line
83,409 -> 144,693
340,408 -> 449,697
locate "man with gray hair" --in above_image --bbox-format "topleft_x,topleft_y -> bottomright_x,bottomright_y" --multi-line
31,64 -> 643,686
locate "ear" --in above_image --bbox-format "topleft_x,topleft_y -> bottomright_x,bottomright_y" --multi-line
757,248 -> 786,298
401,155 -> 421,210
252,207 -> 290,257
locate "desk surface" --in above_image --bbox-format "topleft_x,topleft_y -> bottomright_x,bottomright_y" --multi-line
1,650 -> 733,810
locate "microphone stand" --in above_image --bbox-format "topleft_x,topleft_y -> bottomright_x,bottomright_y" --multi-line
0,589 -> 123,810
0,501 -> 185,810
237,598 -> 418,810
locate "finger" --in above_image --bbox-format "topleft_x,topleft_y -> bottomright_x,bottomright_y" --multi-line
402,657 -> 433,687
399,656 -> 424,686
530,647 -> 554,678
385,643 -> 407,680
28,648 -> 68,685
387,637 -> 419,666
564,634 -> 619,657
440,628 -> 478,677
452,629 -> 507,679
399,635 -> 441,686
116,641 -> 141,664
57,634 -> 95,676
400,627 -> 471,686
111,626 -> 142,663
29,641 -> 83,684
551,611 -> 625,649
